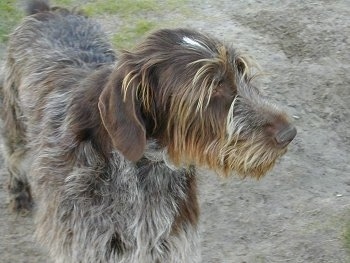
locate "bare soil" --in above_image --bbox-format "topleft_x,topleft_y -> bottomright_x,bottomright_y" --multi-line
1,1 -> 350,262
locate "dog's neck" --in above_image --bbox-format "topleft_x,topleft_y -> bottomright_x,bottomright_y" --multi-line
139,141 -> 192,172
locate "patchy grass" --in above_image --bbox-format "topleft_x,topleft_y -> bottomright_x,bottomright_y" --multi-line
0,0 -> 188,49
0,1 -> 24,42
344,222 -> 350,254
111,20 -> 157,50
83,0 -> 186,17
54,0 -> 74,5
83,0 -> 187,49
83,0 -> 156,17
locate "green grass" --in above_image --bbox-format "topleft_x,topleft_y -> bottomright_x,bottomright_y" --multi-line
83,0 -> 187,17
344,223 -> 350,254
83,0 -> 187,49
111,20 -> 157,50
83,0 -> 156,17
0,1 -> 24,42
53,0 -> 74,5
0,0 -> 188,48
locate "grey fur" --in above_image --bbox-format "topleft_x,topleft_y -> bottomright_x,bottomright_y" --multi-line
1,2 -> 295,262
2,8 -> 200,262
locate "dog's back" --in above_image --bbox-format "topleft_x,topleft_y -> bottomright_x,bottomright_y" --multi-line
10,1 -> 116,71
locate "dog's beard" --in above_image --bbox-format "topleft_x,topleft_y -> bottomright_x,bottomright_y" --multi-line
218,138 -> 287,178
167,129 -> 287,179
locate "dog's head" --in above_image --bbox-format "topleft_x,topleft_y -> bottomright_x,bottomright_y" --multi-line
98,28 -> 296,178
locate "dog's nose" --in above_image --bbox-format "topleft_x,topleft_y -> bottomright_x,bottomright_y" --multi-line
273,124 -> 297,148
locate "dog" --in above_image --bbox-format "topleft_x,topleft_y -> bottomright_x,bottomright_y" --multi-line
1,1 -> 296,262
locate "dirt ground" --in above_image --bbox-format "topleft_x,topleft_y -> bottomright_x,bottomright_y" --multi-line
1,0 -> 350,262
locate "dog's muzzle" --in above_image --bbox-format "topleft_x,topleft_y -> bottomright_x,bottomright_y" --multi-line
273,124 -> 297,148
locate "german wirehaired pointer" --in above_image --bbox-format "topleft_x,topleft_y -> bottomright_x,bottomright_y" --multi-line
1,1 -> 296,262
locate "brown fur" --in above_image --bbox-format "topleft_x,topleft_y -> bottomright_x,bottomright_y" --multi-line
1,2 -> 296,262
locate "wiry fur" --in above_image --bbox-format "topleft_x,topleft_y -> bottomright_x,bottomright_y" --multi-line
1,1 -> 296,262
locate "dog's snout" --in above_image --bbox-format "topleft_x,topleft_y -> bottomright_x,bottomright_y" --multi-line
265,121 -> 297,148
273,124 -> 297,148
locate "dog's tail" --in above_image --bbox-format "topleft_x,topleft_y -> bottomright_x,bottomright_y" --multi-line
26,0 -> 50,15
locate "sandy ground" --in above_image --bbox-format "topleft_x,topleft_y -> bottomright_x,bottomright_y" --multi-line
1,0 -> 350,262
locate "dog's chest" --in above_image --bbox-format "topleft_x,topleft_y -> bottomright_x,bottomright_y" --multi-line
104,157 -> 193,258
132,159 -> 188,229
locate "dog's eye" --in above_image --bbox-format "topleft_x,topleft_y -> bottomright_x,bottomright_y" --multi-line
217,80 -> 224,88
237,61 -> 246,74
211,80 -> 222,94
211,80 -> 224,96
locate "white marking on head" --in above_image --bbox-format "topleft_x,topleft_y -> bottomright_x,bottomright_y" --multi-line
182,36 -> 206,49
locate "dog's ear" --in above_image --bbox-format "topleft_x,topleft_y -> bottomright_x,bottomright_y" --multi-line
98,68 -> 146,162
